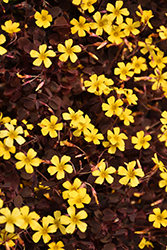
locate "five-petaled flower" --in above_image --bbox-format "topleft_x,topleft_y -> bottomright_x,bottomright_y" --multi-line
38,115 -> 63,138
106,0 -> 129,24
34,10 -> 52,28
1,20 -> 20,35
70,16 -> 90,37
148,208 -> 167,228
0,207 -> 24,233
103,127 -> 128,154
31,216 -> 55,243
30,44 -> 56,68
118,161 -> 144,187
48,155 -> 73,179
47,211 -> 66,235
15,148 -> 41,174
58,39 -> 81,63
61,206 -> 88,233
114,62 -> 134,80
131,130 -> 152,150
92,159 -> 116,184
67,188 -> 91,208
0,123 -> 25,147
102,96 -> 123,117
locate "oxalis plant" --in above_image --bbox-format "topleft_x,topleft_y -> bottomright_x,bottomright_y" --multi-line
0,0 -> 167,249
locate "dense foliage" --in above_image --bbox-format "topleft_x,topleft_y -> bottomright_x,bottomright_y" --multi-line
1,0 -> 167,249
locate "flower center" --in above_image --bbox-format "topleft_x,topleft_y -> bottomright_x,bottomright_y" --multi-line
49,123 -> 56,130
135,63 -> 140,68
121,69 -> 127,75
40,53 -> 47,61
87,2 -> 92,6
128,171 -> 135,178
72,216 -> 78,223
113,31 -> 119,37
58,163 -> 65,171
139,138 -> 146,145
41,16 -> 46,21
24,156 -> 31,163
66,48 -> 72,55
9,130 -> 17,139
4,144 -> 10,151
114,9 -> 120,16
42,228 -> 48,235
157,215 -> 162,221
101,171 -> 107,178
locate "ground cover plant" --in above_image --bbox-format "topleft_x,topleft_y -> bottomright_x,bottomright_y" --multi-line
1,0 -> 167,249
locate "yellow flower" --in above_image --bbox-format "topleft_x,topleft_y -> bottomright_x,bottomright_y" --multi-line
84,127 -> 104,145
3,0 -> 9,3
0,207 -> 24,233
15,148 -> 41,174
149,208 -> 167,228
80,0 -> 97,13
131,130 -> 152,150
152,153 -> 166,172
138,237 -> 154,249
92,160 -> 116,184
1,20 -> 20,34
19,206 -> 40,229
107,25 -> 125,44
103,127 -> 128,154
124,89 -> 138,105
73,114 -> 94,137
62,107 -> 83,128
106,0 -> 129,24
91,12 -> 111,35
0,229 -> 18,248
136,6 -> 154,29
0,139 -> 16,160
70,16 -> 90,37
47,211 -> 66,235
58,39 -> 81,63
102,96 -> 123,117
157,25 -> 167,40
0,34 -> 7,55
67,188 -> 91,208
0,123 -> 25,147
121,18 -> 140,36
48,155 -> 73,179
114,62 -> 134,80
30,44 -> 56,68
0,112 -> 11,124
131,56 -> 147,74
62,178 -> 82,199
149,68 -> 167,90
149,50 -> 167,70
138,37 -> 159,55
84,74 -> 109,95
61,206 -> 88,233
34,10 -> 52,28
159,172 -> 167,192
31,216 -> 55,243
118,161 -> 144,187
38,115 -> 63,138
48,241 -> 65,250
119,108 -> 134,126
